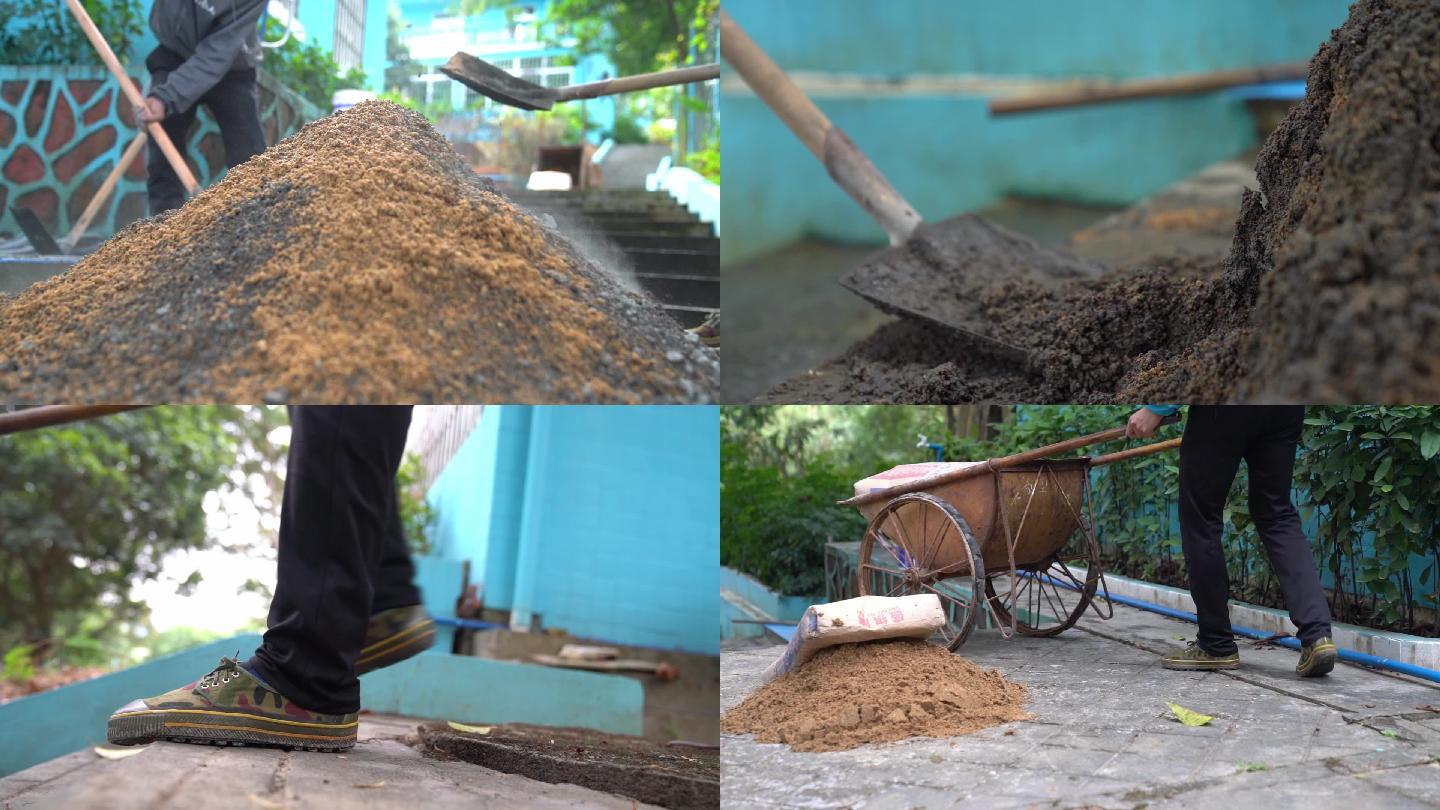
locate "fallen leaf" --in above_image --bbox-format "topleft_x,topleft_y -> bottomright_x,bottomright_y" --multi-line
353,781 -> 386,789
1380,729 -> 1399,738
1167,703 -> 1213,727
94,746 -> 146,760
1003,729 -> 1016,736
447,721 -> 492,735
248,795 -> 284,810
1417,705 -> 1439,713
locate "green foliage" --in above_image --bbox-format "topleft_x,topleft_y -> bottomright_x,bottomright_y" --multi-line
0,406 -> 288,666
721,406 -> 952,596
2,644 -> 36,683
720,444 -> 867,598
0,0 -> 145,66
396,453 -> 436,556
608,113 -> 649,145
260,18 -> 366,112
684,130 -> 719,182
384,8 -> 425,94
541,0 -> 716,76
1294,406 -> 1440,629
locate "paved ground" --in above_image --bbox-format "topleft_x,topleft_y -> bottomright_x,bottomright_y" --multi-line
0,715 -> 661,809
721,602 -> 1440,809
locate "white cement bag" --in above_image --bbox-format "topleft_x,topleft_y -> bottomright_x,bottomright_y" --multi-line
852,462 -> 981,499
758,594 -> 947,683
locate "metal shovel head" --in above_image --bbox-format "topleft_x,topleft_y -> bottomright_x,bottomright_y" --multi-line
440,51 -> 559,111
10,206 -> 62,256
840,214 -> 1109,366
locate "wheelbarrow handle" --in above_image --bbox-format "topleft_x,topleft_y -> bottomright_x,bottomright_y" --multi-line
0,405 -> 148,436
839,413 -> 1181,507
1088,436 -> 1183,468
718,8 -> 921,245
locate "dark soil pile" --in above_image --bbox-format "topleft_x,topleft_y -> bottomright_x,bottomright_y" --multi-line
0,102 -> 716,403
720,639 -> 1030,752
768,0 -> 1437,404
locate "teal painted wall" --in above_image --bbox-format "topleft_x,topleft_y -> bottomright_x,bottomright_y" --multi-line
427,406 -> 720,655
719,0 -> 1354,262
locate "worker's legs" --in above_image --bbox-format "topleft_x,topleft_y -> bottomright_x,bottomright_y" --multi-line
1244,407 -> 1334,645
372,482 -> 422,613
143,47 -> 196,216
245,406 -> 414,715
1177,406 -> 1247,656
199,68 -> 267,171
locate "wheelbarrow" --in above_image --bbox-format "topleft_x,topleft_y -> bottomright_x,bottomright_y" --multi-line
837,416 -> 1181,651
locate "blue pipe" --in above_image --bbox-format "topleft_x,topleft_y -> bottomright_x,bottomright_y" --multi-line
1031,573 -> 1440,686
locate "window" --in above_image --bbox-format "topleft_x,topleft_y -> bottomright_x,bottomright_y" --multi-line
334,0 -> 367,71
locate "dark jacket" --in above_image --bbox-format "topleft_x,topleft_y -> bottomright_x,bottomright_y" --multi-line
147,0 -> 266,115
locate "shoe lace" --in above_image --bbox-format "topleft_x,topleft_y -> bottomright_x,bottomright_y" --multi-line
197,653 -> 245,690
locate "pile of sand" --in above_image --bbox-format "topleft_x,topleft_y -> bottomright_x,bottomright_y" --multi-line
721,639 -> 1030,752
0,101 -> 716,403
768,0 -> 1437,404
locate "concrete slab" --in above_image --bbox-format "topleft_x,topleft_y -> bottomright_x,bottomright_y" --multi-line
720,601 -> 1440,809
0,716 -> 661,809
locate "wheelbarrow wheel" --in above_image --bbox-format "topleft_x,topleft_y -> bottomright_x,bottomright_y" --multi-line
856,492 -> 986,652
983,537 -> 1100,637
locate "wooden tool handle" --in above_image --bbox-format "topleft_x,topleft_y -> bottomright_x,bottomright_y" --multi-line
556,63 -> 719,102
63,0 -> 200,194
718,9 -> 921,245
989,61 -> 1309,116
1089,437 -> 1183,468
0,405 -> 147,436
63,130 -> 147,251
840,415 -> 1181,506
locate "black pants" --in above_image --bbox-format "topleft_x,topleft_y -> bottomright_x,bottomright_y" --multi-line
246,406 -> 422,715
1179,406 -> 1333,655
145,46 -> 267,216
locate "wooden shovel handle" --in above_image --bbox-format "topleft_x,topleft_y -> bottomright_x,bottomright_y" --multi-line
555,63 -> 719,102
989,61 -> 1309,116
63,0 -> 200,194
718,8 -> 921,244
63,129 -> 147,250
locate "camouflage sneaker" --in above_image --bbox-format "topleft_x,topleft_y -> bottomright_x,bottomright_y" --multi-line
687,311 -> 719,347
107,656 -> 357,751
1296,637 -> 1337,677
1161,641 -> 1240,671
356,604 -> 436,675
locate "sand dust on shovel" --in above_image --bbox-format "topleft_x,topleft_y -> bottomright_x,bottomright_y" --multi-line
721,639 -> 1031,752
0,101 -> 716,404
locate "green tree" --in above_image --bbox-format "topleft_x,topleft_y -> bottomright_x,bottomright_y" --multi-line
0,406 -> 288,665
260,18 -> 367,112
0,0 -> 145,66
384,8 -> 425,95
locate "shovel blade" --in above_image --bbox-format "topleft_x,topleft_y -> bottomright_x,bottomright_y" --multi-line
440,51 -> 559,111
10,206 -> 63,256
840,214 -> 1107,366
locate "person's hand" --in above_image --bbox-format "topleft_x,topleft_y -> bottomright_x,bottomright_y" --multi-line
133,96 -> 165,124
1126,408 -> 1164,439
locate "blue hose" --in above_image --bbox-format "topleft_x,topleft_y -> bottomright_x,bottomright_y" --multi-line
1032,573 -> 1440,686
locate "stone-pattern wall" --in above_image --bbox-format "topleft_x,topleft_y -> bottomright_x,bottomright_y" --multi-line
0,66 -> 322,245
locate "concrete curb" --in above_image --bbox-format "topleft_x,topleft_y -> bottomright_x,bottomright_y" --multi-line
1082,567 -> 1440,670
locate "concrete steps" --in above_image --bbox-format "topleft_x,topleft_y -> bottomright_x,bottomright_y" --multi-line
510,189 -> 718,328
